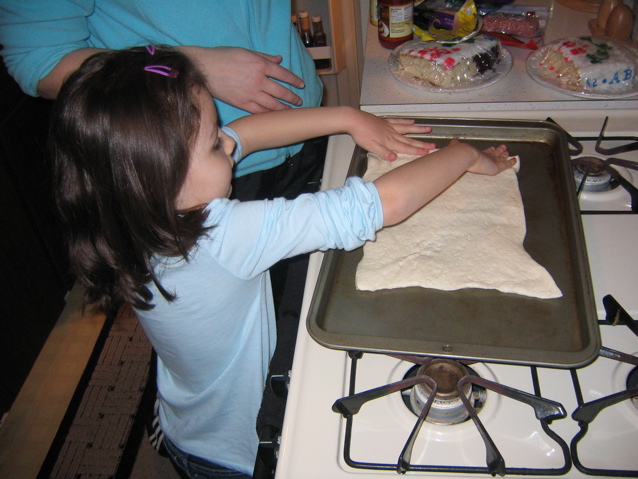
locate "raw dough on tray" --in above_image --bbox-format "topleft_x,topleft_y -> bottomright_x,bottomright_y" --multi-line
355,152 -> 562,299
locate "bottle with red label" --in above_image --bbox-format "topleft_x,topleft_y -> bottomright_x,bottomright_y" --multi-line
377,0 -> 414,49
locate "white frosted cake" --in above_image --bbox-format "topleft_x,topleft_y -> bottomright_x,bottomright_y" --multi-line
398,35 -> 501,88
537,37 -> 636,94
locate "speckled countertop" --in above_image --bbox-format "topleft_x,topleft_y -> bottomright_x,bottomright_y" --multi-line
359,0 -> 638,114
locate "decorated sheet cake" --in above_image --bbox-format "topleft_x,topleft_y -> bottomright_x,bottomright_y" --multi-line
527,36 -> 638,97
396,34 -> 503,89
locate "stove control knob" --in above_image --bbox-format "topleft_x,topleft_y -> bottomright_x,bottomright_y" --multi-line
255,425 -> 281,479
269,370 -> 291,398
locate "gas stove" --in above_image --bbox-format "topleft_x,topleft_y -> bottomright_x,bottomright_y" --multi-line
275,109 -> 638,479
330,319 -> 637,476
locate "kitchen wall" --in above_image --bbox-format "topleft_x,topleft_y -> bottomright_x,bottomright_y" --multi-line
360,0 -> 371,50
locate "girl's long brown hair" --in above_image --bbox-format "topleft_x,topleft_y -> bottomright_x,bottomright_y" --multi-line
50,47 -> 211,317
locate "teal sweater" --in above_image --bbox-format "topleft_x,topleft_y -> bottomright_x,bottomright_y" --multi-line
0,0 -> 323,176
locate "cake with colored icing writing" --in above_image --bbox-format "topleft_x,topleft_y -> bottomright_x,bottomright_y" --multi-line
536,37 -> 636,94
398,34 -> 502,89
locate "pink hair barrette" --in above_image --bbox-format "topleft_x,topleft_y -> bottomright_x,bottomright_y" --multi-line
144,65 -> 179,78
145,45 -> 156,55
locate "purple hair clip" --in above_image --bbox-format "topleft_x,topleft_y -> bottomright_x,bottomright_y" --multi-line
144,65 -> 179,78
145,45 -> 156,55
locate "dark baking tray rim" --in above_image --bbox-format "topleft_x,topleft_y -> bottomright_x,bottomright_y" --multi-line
306,117 -> 600,369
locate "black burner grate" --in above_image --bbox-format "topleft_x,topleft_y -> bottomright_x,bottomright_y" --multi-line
569,295 -> 638,478
331,296 -> 638,477
547,117 -> 638,213
333,352 -> 571,476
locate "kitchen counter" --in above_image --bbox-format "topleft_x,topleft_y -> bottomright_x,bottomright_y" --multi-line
360,0 -> 638,114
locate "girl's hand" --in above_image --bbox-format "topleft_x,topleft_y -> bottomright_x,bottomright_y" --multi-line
462,141 -> 516,175
349,111 -> 436,161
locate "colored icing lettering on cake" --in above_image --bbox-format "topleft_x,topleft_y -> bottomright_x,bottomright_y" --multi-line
537,37 -> 636,94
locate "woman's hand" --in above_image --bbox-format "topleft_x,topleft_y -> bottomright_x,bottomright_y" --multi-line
347,111 -> 436,161
180,46 -> 305,113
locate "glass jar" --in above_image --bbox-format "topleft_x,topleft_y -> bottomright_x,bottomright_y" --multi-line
377,0 -> 413,49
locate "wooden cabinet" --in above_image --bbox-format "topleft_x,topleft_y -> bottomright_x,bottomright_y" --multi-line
0,61 -> 73,415
292,0 -> 364,107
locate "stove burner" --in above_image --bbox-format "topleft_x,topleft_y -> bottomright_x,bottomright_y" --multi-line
549,116 -> 638,212
403,359 -> 486,425
573,156 -> 614,192
334,353 -> 569,476
572,155 -> 638,212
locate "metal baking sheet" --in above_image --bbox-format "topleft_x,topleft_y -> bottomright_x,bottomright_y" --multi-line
307,118 -> 600,368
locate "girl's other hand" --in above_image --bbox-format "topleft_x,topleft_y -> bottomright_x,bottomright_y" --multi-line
349,112 -> 436,161
462,141 -> 516,176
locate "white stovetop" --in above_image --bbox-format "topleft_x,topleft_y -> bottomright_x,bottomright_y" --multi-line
359,0 -> 638,114
276,112 -> 638,479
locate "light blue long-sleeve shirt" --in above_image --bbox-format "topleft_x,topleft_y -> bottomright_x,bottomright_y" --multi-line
0,0 -> 323,176
134,176 -> 384,475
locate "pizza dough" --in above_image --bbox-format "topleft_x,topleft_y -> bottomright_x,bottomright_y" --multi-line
355,152 -> 562,299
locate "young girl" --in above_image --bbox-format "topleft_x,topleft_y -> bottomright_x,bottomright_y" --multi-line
50,47 -> 514,478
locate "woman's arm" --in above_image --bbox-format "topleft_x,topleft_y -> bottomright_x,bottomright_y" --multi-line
227,106 -> 436,161
374,141 -> 516,226
37,45 -> 307,106
37,47 -> 105,99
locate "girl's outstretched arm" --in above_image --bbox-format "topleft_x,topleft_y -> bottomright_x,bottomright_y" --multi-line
227,106 -> 435,161
374,141 -> 516,226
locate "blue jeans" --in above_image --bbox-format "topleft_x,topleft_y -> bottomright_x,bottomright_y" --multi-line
164,435 -> 252,479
